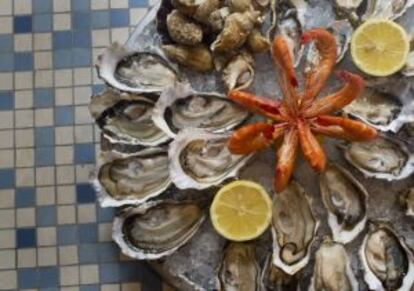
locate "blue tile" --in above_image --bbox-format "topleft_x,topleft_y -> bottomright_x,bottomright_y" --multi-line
14,16 -> 32,33
0,53 -> 14,71
38,267 -> 59,288
52,31 -> 72,49
36,205 -> 57,226
91,11 -> 110,29
99,263 -> 121,283
35,147 -> 55,166
53,50 -> 72,69
98,207 -> 115,222
92,84 -> 106,95
73,30 -> 91,48
14,52 -> 34,71
17,228 -> 37,248
34,0 -> 53,14
55,106 -> 74,125
79,223 -> 97,243
0,91 -> 14,110
72,48 -> 91,67
72,0 -> 90,11
15,187 -> 35,207
57,225 -> 78,245
120,261 -> 144,282
98,242 -> 119,262
74,143 -> 95,164
33,14 -> 52,32
79,243 -> 99,263
72,12 -> 91,30
129,0 -> 148,7
18,268 -> 39,289
140,263 -> 162,291
34,88 -> 54,108
0,35 -> 13,52
0,169 -> 15,189
111,9 -> 130,27
80,285 -> 100,291
35,127 -> 55,146
40,288 -> 59,291
76,184 -> 96,203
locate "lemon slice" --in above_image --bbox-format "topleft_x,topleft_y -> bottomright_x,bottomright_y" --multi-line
210,180 -> 272,241
351,19 -> 409,76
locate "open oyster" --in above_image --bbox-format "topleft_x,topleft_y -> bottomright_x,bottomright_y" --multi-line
361,0 -> 414,21
402,51 -> 414,77
169,129 -> 252,189
399,187 -> 414,217
94,147 -> 171,207
271,181 -> 318,275
97,43 -> 183,93
162,44 -> 214,72
218,242 -> 261,291
113,200 -> 206,260
320,163 -> 368,244
343,136 -> 414,180
152,84 -> 249,138
261,255 -> 298,291
309,238 -> 358,291
360,222 -> 414,291
166,10 -> 203,46
222,52 -> 255,91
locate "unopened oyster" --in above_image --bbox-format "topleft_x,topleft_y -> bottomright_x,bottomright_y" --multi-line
95,147 -> 171,207
271,181 -> 318,275
320,163 -> 368,244
222,52 -> 255,91
261,256 -> 298,291
172,0 -> 220,25
152,84 -> 249,138
113,200 -> 206,260
344,136 -> 414,180
399,187 -> 414,217
227,0 -> 253,12
309,238 -> 358,291
162,44 -> 214,72
218,242 -> 261,291
169,129 -> 252,189
360,222 -> 414,291
97,43 -> 183,93
166,10 -> 203,45
247,29 -> 271,53
362,0 -> 414,21
207,7 -> 231,32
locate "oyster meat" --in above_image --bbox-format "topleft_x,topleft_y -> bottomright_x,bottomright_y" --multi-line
399,187 -> 414,217
95,148 -> 171,207
360,222 -> 414,291
320,163 -> 368,244
166,10 -> 203,45
309,238 -> 358,291
152,84 -> 249,137
344,136 -> 414,180
222,52 -> 255,91
271,181 -> 318,275
113,200 -> 206,260
261,256 -> 298,291
162,44 -> 214,72
169,129 -> 252,189
218,242 -> 261,291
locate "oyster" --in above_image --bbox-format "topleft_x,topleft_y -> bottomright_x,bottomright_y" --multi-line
89,88 -> 124,120
166,10 -> 203,46
172,0 -> 220,25
218,242 -> 261,291
402,51 -> 414,77
113,200 -> 206,260
247,29 -> 271,53
152,84 -> 249,138
399,187 -> 414,217
169,129 -> 252,189
261,256 -> 298,291
95,147 -> 171,207
343,136 -> 414,180
309,238 -> 358,291
162,44 -> 214,72
227,0 -> 253,12
320,163 -> 368,244
271,181 -> 318,275
362,0 -> 414,21
207,7 -> 231,32
222,52 -> 255,91
97,43 -> 183,93
360,222 -> 414,291
335,0 -> 364,9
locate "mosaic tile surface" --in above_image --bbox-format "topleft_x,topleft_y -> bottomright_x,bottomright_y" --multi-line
0,0 -> 173,290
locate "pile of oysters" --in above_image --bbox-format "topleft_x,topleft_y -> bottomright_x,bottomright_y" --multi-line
89,0 -> 414,290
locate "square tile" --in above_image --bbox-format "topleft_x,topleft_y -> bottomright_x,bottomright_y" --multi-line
54,69 -> 73,87
78,204 -> 96,223
57,185 -> 75,204
110,9 -> 129,27
15,109 -> 33,128
72,11 -> 91,30
74,105 -> 91,124
0,168 -> 15,189
15,168 -> 35,187
99,263 -> 120,284
14,52 -> 34,71
16,227 -> 36,248
0,111 -> 13,128
38,266 -> 59,287
72,0 -> 90,11
35,126 -> 55,146
0,91 -> 13,110
17,248 -> 36,267
110,27 -> 129,43
56,165 -> 75,184
34,88 -> 54,108
78,243 -> 98,263
52,30 -> 72,49
60,265 -> 79,285
98,223 -> 112,242
16,148 -> 35,167
55,126 -> 74,145
15,187 -> 35,207
55,88 -> 73,105
98,242 -> 119,262
55,145 -> 74,164
0,229 -> 16,249
0,209 -> 15,228
34,0 -> 52,13
110,0 -> 128,8
91,29 -> 110,47
35,166 -> 55,186
35,69 -> 54,88
76,164 -> 94,183
0,72 -> 13,90
16,207 -> 36,227
35,146 -> 55,166
57,205 -> 76,224
91,10 -> 110,29
14,15 -> 32,33
34,32 -> 52,50
57,225 -> 78,245
14,0 -> 33,15
0,130 -> 13,148
14,71 -> 33,90
53,0 -> 71,12
0,270 -> 17,289
0,52 -> 14,71
73,68 -> 92,85
74,143 -> 95,164
72,48 -> 91,66
58,245 -> 78,265
33,13 -> 52,32
0,34 -> 13,52
122,283 -> 141,291
73,86 -> 91,104
102,284 -> 121,291
80,264 -> 99,284
14,90 -> 33,109
0,189 -> 14,208
78,223 -> 97,243
37,226 -> 57,246
0,149 -> 14,169
17,267 -> 38,288
38,246 -> 57,266
36,205 -> 57,226
36,186 -> 56,206
75,125 -> 93,143
55,105 -> 74,125
129,0 -> 148,7
53,13 -> 71,31
0,0 -> 12,16
0,16 -> 13,34
34,51 -> 53,69
0,249 -> 15,269
14,33 -> 32,51
130,8 -> 147,26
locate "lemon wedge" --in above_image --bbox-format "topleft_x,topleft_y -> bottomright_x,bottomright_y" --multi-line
210,180 -> 272,241
351,19 -> 409,76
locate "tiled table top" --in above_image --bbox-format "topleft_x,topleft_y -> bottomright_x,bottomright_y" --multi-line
0,0 -> 172,290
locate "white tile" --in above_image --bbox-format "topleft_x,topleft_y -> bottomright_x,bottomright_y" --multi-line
74,86 -> 92,105
55,145 -> 74,165
15,109 -> 33,128
35,69 -> 53,88
130,8 -> 147,26
16,148 -> 34,167
36,167 -> 55,186
38,247 -> 57,266
74,125 -> 93,143
55,126 -> 74,145
14,34 -> 32,52
15,72 -> 33,90
74,105 -> 92,124
34,33 -> 52,51
59,245 -> 78,265
0,130 -> 13,149
15,168 -> 35,187
57,185 -> 75,204
17,248 -> 36,268
110,27 -> 130,44
0,16 -> 13,34
36,186 -> 55,206
122,283 -> 141,291
92,29 -> 110,47
60,266 -> 79,286
80,264 -> 99,284
53,0 -> 71,12
57,205 -> 76,224
55,88 -> 73,106
0,209 -> 15,228
102,284 -> 120,291
0,149 -> 14,169
34,51 -> 53,69
15,129 -> 34,148
56,165 -> 75,184
0,270 -> 16,289
91,0 -> 109,10
110,0 -> 128,8
34,108 -> 54,126
73,68 -> 92,86
75,164 -> 94,183
16,207 -> 35,227
98,223 -> 112,242
77,204 -> 96,223
0,111 -> 13,129
0,189 -> 14,208
14,90 -> 33,109
0,229 -> 15,249
37,226 -> 57,246
54,69 -> 73,87
53,13 -> 71,31
13,0 -> 32,15
0,0 -> 12,16
62,287 -> 80,291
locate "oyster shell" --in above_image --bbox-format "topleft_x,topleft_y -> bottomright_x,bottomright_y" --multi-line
97,43 -> 183,93
360,222 -> 414,291
261,256 -> 298,291
362,0 -> 414,21
169,129 -> 252,189
207,6 -> 231,32
399,187 -> 414,217
227,0 -> 253,12
94,147 -> 171,207
113,200 -> 206,260
309,238 -> 358,291
172,0 -> 220,25
271,181 -> 319,275
162,44 -> 214,72
222,52 -> 255,91
402,51 -> 414,77
166,10 -> 203,45
343,136 -> 414,180
247,29 -> 271,53
218,242 -> 261,291
335,0 -> 364,9
152,83 -> 249,138
320,163 -> 368,244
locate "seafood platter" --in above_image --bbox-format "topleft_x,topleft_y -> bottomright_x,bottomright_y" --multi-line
89,0 -> 414,290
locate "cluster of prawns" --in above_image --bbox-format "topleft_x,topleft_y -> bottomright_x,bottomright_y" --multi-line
227,28 -> 378,193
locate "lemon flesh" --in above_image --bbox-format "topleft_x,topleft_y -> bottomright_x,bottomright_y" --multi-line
351,19 -> 409,77
210,180 -> 272,241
